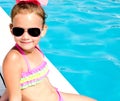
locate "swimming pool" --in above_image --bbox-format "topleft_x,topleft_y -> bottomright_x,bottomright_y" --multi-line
0,0 -> 120,101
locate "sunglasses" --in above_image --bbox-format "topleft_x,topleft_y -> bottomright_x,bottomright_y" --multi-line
12,27 -> 41,37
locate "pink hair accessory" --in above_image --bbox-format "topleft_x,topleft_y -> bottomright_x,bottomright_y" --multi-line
16,0 -> 48,6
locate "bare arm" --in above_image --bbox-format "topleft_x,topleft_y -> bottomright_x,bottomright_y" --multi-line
3,51 -> 22,101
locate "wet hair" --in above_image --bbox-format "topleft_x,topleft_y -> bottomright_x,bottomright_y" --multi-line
11,1 -> 47,25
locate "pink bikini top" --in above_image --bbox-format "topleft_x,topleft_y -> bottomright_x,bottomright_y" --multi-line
15,44 -> 49,90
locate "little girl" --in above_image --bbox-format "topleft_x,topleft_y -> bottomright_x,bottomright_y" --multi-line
1,0 -> 96,101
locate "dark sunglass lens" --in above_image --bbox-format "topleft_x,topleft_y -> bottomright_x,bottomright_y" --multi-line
28,28 -> 41,37
13,27 -> 24,36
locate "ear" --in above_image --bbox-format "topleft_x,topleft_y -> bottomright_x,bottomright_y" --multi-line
40,25 -> 48,37
9,23 -> 13,34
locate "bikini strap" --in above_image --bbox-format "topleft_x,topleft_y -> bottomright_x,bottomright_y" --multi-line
35,45 -> 44,57
15,44 -> 31,72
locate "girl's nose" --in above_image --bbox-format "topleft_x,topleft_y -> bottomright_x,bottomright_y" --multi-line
21,30 -> 30,39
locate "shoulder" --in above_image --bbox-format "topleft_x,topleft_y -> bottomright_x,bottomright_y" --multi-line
4,47 -> 21,63
2,47 -> 22,72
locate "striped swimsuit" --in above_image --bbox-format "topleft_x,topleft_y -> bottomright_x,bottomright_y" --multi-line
15,44 -> 49,89
15,44 -> 64,101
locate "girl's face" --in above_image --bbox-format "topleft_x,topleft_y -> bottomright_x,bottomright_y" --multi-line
11,13 -> 46,52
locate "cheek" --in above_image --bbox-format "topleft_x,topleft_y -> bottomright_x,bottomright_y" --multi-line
33,37 -> 41,43
14,37 -> 20,41
14,37 -> 22,43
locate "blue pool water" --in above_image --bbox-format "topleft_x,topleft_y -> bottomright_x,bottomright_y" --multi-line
0,0 -> 120,101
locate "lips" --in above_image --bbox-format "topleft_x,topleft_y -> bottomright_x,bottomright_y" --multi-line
21,41 -> 32,44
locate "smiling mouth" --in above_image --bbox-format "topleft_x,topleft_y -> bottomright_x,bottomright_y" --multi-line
21,41 -> 32,43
